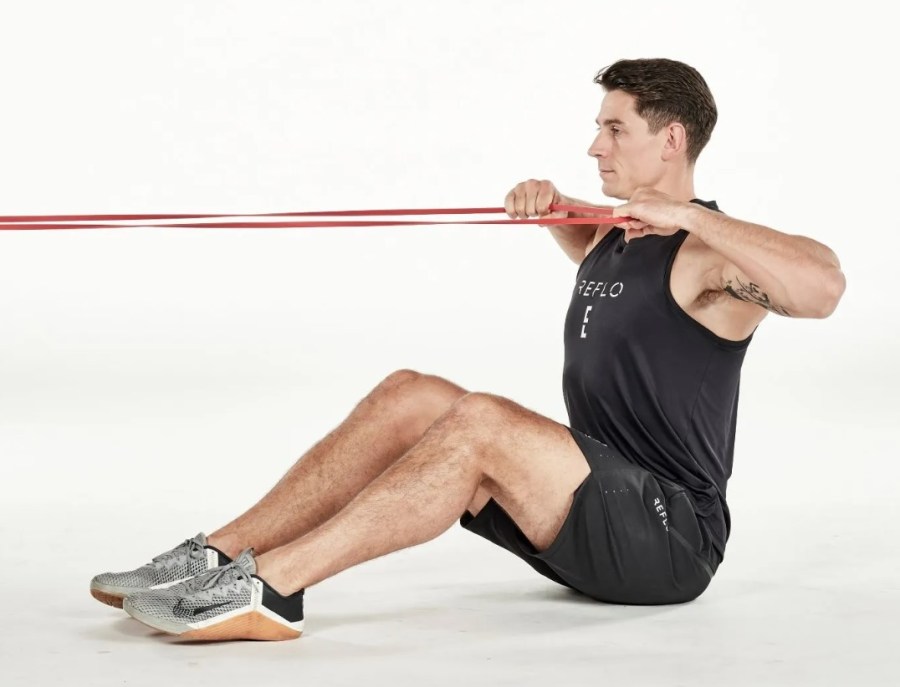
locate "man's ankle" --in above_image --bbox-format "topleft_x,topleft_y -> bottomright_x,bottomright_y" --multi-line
206,532 -> 245,561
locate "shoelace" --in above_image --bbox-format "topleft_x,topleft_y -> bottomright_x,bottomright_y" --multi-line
168,567 -> 219,595
151,537 -> 203,569
184,559 -> 252,603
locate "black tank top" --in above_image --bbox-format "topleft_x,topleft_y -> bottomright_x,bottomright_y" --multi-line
562,198 -> 754,565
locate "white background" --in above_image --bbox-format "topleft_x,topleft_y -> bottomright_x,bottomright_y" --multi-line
0,1 -> 897,685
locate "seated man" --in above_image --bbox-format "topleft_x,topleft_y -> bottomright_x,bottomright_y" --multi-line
90,57 -> 845,641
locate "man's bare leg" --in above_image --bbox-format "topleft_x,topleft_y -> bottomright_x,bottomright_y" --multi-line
254,392 -> 591,594
208,370 -> 468,558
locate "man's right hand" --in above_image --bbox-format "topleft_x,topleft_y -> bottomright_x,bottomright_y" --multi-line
504,179 -> 569,226
505,179 -> 615,264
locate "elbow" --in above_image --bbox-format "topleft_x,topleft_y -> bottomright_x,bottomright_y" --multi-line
809,268 -> 846,318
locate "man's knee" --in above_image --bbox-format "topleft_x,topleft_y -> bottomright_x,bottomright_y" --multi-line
364,369 -> 469,443
374,368 -> 423,392
440,392 -> 517,436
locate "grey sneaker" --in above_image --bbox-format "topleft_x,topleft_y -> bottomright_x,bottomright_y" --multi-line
124,548 -> 305,641
90,532 -> 232,608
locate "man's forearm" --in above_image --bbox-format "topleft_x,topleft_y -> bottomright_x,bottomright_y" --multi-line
546,195 -> 609,264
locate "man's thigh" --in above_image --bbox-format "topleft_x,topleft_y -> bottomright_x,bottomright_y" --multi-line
459,408 -> 716,604
449,392 -> 591,552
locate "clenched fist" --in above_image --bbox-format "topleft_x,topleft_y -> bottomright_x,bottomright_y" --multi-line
504,179 -> 569,226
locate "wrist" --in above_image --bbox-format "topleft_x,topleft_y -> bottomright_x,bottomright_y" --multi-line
561,195 -> 603,219
679,202 -> 705,236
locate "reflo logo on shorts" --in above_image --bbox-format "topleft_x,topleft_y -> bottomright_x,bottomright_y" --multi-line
653,498 -> 668,531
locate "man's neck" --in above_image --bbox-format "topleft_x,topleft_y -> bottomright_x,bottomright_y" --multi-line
651,167 -> 696,202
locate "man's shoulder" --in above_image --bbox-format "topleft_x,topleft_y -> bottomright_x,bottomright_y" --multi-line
689,197 -> 721,213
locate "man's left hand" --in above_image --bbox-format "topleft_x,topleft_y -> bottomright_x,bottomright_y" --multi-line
614,188 -> 692,242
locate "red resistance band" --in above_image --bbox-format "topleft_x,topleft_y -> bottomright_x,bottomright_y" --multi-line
0,204 -> 631,231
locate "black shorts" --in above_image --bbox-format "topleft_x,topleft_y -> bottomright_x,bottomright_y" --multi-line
460,426 -> 718,605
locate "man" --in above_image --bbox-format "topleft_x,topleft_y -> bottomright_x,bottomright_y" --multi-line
90,57 -> 845,641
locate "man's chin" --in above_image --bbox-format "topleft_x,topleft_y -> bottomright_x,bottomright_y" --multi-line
601,183 -> 630,202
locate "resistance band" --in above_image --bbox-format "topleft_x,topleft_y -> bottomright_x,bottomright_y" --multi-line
0,204 -> 630,231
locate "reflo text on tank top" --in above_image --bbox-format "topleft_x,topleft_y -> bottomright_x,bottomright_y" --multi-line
575,279 -> 623,339
575,279 -> 624,298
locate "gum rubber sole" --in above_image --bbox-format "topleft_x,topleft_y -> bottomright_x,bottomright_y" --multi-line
180,611 -> 302,641
91,588 -> 125,608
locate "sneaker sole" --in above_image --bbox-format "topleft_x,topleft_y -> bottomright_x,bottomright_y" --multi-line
181,612 -> 302,641
90,588 -> 125,608
124,598 -> 303,641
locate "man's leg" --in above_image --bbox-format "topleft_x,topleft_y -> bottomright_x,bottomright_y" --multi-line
208,369 -> 469,558
254,391 -> 591,594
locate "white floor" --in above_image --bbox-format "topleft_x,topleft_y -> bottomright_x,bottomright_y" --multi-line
2,336 -> 897,686
2,488 -> 898,686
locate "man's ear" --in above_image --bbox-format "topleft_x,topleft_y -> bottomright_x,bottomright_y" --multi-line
660,122 -> 687,162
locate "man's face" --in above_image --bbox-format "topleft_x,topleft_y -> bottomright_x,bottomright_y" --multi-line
587,90 -> 668,200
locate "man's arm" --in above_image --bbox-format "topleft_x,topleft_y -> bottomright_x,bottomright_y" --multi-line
544,194 -> 613,265
684,204 -> 846,319
505,180 -> 615,265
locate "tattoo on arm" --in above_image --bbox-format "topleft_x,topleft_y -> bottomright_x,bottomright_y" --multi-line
723,275 -> 792,316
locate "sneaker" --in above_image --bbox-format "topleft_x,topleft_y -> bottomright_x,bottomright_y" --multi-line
124,548 -> 305,641
90,532 -> 231,608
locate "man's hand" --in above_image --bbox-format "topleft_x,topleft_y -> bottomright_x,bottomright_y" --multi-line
507,179 -> 617,264
504,179 -> 569,224
613,187 -> 694,243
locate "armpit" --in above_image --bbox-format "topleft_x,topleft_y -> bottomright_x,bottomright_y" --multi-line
722,274 -> 792,317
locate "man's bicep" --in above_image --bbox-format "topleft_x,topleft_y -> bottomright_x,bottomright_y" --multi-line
717,260 -> 793,317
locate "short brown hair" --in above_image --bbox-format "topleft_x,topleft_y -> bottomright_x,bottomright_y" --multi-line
593,58 -> 717,164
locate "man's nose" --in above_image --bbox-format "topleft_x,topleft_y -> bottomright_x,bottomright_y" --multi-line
588,133 -> 609,159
